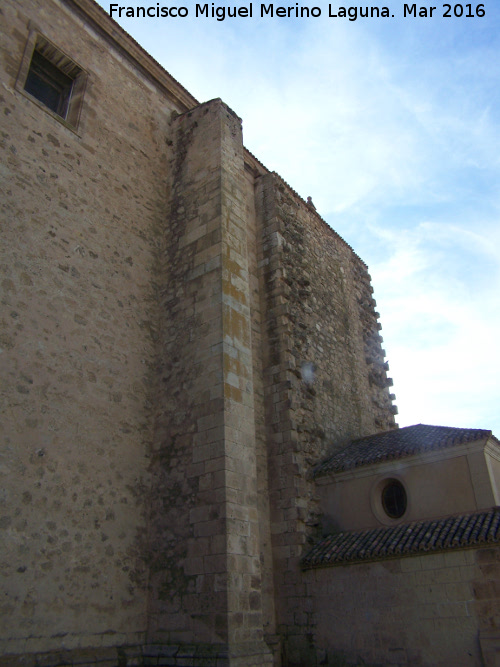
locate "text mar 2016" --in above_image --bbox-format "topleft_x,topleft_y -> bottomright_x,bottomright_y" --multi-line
108,4 -> 486,20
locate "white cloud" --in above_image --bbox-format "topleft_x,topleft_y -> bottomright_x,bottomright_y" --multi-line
369,220 -> 500,435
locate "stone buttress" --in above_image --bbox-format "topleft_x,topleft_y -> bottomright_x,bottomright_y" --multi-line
147,98 -> 273,666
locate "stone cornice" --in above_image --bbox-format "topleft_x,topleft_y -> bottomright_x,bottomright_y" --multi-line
63,0 -> 269,175
62,0 -> 199,110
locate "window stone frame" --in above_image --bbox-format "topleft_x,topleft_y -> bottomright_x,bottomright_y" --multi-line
370,474 -> 410,526
16,28 -> 88,133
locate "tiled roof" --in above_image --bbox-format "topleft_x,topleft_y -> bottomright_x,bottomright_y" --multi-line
315,424 -> 493,476
302,506 -> 500,569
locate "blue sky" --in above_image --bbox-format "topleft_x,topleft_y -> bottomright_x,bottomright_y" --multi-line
95,1 -> 500,435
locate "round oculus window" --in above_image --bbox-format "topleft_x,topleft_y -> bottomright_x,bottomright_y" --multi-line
381,479 -> 407,519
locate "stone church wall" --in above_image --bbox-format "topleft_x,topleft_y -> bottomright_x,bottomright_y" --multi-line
305,546 -> 500,667
255,174 -> 396,663
0,0 -> 182,655
244,166 -> 277,646
1,0 -> 398,663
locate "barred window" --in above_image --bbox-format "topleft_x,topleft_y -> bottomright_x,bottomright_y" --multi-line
17,32 -> 87,131
381,479 -> 407,519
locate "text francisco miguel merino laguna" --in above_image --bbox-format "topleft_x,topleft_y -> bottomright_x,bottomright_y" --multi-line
109,4 -> 402,20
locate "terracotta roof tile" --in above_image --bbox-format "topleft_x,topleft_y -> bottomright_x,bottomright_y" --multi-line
302,507 -> 500,569
315,424 -> 494,476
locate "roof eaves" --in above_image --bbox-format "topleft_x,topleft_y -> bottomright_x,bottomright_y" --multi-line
302,506 -> 500,570
314,424 -> 494,477
64,0 -> 199,111
243,146 -> 270,177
